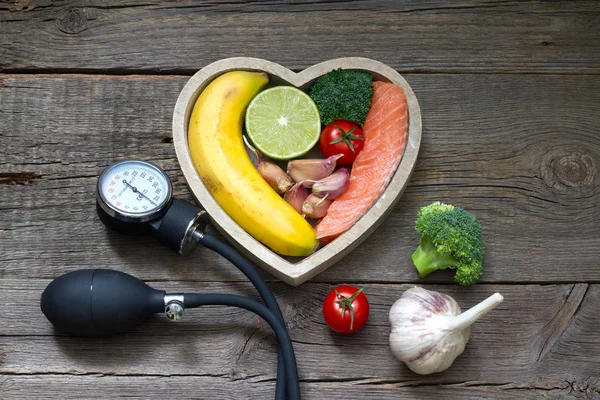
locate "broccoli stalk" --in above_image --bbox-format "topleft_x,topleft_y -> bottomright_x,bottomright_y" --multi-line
411,202 -> 483,285
412,235 -> 459,277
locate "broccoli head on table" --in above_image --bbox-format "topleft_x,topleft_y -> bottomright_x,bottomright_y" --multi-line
411,202 -> 484,286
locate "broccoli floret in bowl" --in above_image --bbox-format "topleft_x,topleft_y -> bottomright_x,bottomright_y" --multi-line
309,69 -> 373,126
411,202 -> 484,285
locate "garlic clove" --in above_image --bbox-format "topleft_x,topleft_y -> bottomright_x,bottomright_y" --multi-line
311,168 -> 350,199
287,154 -> 343,184
302,194 -> 332,219
389,287 -> 503,375
284,182 -> 309,214
244,135 -> 293,194
258,160 -> 293,194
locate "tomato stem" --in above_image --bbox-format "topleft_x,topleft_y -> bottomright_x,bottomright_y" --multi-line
335,288 -> 363,331
329,124 -> 364,153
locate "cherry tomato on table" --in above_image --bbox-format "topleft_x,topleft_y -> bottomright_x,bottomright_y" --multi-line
322,285 -> 369,334
319,121 -> 365,165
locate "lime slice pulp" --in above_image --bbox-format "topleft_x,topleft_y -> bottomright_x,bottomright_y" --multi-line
245,86 -> 321,160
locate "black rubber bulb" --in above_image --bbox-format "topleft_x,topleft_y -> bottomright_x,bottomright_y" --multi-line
41,269 -> 165,336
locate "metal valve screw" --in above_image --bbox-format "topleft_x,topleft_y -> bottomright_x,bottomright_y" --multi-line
165,301 -> 184,321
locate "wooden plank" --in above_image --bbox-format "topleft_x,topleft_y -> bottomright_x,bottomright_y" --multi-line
2,375 -> 597,400
0,281 -> 598,390
1,1 -> 599,73
1,73 -> 599,283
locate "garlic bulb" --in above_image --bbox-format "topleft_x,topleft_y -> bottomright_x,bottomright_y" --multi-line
389,287 -> 503,375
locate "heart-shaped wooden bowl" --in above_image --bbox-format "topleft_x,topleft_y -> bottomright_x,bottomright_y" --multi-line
173,57 -> 421,286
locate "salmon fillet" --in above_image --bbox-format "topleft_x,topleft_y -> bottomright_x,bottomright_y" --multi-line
315,81 -> 408,243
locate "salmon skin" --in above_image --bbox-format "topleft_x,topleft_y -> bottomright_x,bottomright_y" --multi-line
315,81 -> 408,243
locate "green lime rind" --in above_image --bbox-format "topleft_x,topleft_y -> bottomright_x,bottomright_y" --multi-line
245,86 -> 321,160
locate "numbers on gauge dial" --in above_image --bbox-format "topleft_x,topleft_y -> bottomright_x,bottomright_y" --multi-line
102,163 -> 169,214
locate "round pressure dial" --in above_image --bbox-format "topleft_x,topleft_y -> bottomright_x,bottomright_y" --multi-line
97,160 -> 173,223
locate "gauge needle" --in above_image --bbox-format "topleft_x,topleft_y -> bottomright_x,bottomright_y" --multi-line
117,180 -> 129,196
122,179 -> 158,206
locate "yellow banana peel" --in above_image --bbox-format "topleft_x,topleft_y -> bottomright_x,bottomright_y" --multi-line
188,71 -> 318,256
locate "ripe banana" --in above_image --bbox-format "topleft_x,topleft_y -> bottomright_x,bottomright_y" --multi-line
188,71 -> 318,256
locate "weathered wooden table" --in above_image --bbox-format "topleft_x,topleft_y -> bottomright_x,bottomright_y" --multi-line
1,1 -> 599,399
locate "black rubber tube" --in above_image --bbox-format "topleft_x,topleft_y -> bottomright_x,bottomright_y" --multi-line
199,233 -> 288,399
184,293 -> 300,400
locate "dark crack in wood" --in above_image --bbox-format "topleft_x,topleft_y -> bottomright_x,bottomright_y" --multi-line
236,326 -> 261,364
0,172 -> 41,185
533,283 -> 589,363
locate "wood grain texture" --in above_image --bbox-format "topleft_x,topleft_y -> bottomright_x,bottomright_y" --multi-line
2,375 -> 598,400
1,73 -> 599,283
0,281 -> 598,398
2,2 -> 599,398
1,1 -> 599,73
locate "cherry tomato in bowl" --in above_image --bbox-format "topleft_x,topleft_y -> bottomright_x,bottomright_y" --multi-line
319,121 -> 365,165
322,285 -> 369,334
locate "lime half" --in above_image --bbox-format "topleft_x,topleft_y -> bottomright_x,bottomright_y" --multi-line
245,86 -> 321,160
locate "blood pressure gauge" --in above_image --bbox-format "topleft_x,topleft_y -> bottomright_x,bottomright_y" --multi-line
96,160 -> 207,255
